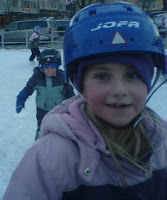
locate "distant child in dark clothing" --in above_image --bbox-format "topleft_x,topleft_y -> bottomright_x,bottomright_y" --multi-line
29,26 -> 48,62
16,49 -> 75,140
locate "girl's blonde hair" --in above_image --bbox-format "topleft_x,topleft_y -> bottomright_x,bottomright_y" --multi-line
85,105 -> 154,186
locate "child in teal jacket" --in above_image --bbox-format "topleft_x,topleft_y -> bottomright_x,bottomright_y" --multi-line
16,49 -> 75,139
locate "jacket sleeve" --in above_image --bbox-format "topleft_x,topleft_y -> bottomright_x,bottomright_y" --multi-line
40,35 -> 48,40
64,83 -> 75,99
29,33 -> 39,41
16,73 -> 37,103
2,145 -> 59,200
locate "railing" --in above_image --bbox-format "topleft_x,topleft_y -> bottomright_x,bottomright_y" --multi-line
0,30 -> 64,49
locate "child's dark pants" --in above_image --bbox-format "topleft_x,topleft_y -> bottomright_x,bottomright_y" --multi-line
35,107 -> 48,140
29,48 -> 40,61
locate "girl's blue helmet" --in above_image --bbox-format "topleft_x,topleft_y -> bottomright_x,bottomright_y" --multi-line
63,2 -> 166,83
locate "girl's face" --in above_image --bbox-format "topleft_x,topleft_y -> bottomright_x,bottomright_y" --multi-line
44,67 -> 56,77
82,62 -> 147,127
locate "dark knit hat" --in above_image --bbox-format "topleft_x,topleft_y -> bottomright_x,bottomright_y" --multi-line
41,62 -> 59,71
74,54 -> 154,92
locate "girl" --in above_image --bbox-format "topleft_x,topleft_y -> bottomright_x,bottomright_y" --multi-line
3,2 -> 167,200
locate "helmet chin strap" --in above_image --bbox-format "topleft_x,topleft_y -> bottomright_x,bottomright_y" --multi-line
146,68 -> 165,104
69,79 -> 88,102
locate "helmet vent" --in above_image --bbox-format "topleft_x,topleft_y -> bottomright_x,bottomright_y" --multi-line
89,10 -> 96,16
74,16 -> 80,23
124,6 -> 133,11
73,43 -> 78,47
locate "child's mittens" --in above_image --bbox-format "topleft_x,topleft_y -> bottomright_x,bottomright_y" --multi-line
16,100 -> 25,113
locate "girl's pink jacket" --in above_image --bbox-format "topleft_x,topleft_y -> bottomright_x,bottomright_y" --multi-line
3,96 -> 167,200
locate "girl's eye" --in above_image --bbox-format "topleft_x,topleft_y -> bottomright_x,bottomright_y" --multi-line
126,72 -> 140,79
95,73 -> 110,80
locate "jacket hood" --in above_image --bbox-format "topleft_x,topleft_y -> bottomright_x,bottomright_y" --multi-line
40,95 -> 107,151
33,67 -> 44,77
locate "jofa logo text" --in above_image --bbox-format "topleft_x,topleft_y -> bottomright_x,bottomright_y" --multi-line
91,21 -> 140,31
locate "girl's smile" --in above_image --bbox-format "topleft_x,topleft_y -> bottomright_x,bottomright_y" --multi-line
82,62 -> 148,127
105,103 -> 132,110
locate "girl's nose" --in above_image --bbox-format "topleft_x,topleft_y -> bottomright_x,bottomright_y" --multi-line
110,79 -> 127,96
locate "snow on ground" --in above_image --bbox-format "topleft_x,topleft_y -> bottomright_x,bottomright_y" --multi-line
0,49 -> 167,200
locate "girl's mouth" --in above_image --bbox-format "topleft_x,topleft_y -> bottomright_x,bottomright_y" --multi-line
106,103 -> 131,108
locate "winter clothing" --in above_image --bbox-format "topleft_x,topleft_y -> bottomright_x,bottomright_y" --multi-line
16,91 -> 27,113
39,49 -> 61,66
29,32 -> 48,61
16,67 -> 75,138
63,3 -> 165,77
76,54 -> 154,92
16,103 -> 24,113
3,96 -> 167,200
41,62 -> 59,71
34,26 -> 41,32
29,48 -> 40,61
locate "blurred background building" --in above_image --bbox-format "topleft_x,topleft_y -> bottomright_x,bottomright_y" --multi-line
0,0 -> 164,27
